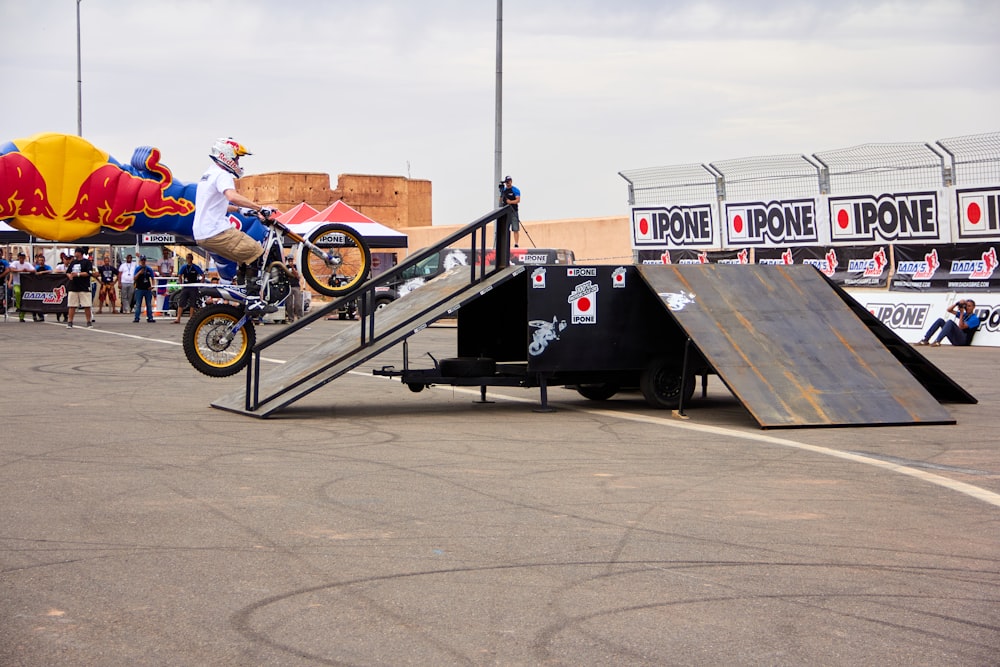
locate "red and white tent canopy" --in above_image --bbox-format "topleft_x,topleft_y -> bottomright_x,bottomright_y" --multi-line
288,200 -> 408,248
275,202 -> 320,225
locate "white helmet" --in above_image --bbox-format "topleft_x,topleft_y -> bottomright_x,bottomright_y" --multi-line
210,137 -> 252,177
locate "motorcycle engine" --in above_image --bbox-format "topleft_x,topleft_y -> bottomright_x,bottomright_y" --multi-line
263,266 -> 291,304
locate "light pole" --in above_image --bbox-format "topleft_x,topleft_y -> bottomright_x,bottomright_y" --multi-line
76,0 -> 83,136
493,0 -> 502,208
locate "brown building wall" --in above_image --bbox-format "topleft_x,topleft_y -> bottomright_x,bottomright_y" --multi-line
237,172 -> 431,228
237,171 -> 629,265
400,216 -> 633,265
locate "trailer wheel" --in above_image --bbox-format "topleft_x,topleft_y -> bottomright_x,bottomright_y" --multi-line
407,382 -> 426,393
439,357 -> 496,377
576,382 -> 619,401
640,359 -> 695,409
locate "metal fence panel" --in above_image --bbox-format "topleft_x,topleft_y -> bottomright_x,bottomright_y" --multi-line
812,142 -> 946,193
709,154 -> 821,200
937,131 -> 1000,186
619,163 -> 718,207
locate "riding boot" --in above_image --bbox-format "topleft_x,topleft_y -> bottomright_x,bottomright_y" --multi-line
243,265 -> 275,314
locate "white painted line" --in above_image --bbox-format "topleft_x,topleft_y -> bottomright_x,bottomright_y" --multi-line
59,321 -> 287,365
70,322 -> 998,510
357,376 -> 1000,510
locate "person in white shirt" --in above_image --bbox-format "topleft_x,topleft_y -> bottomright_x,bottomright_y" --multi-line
8,252 -> 35,322
193,137 -> 268,313
117,254 -> 137,314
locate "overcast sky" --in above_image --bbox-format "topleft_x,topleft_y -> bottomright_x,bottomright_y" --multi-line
3,0 -> 998,226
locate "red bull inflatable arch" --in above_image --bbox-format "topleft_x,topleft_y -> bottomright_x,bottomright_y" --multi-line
0,132 -> 269,277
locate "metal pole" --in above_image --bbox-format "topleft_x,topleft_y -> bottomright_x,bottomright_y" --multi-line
76,0 -> 83,136
493,0 -> 502,206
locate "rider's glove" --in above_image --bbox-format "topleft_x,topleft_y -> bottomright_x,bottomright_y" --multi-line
259,207 -> 274,217
239,207 -> 257,217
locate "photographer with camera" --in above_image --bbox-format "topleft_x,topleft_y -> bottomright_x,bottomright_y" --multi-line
498,175 -> 521,248
916,298 -> 981,347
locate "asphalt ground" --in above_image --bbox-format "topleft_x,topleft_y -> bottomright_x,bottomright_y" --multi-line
1,311 -> 998,666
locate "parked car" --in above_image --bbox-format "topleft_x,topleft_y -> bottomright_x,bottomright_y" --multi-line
365,247 -> 575,313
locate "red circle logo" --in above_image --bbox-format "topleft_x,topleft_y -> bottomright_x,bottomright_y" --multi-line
577,296 -> 592,312
533,273 -> 543,283
733,214 -> 744,234
967,202 -> 982,225
837,208 -> 850,229
638,217 -> 649,235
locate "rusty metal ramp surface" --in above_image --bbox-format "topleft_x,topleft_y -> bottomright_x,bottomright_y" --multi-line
637,264 -> 956,428
213,266 -> 524,418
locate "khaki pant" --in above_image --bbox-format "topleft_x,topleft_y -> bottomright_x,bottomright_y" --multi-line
197,228 -> 265,265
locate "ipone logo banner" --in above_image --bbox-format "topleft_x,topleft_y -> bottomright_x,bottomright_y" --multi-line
829,192 -> 940,242
632,205 -> 716,248
725,198 -> 818,246
956,187 -> 1000,240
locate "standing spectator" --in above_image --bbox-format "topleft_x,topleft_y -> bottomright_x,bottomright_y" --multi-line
118,253 -> 137,314
0,250 -> 10,314
498,175 -> 521,248
65,247 -> 96,328
96,255 -> 118,315
8,251 -> 36,322
132,255 -> 157,323
157,249 -> 174,278
53,253 -> 69,322
33,252 -> 51,272
173,252 -> 204,324
157,249 -> 174,314
31,252 -> 52,322
284,256 -> 303,323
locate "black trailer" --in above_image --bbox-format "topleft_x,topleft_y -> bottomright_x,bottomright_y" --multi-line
371,263 -> 974,428
375,265 -> 709,411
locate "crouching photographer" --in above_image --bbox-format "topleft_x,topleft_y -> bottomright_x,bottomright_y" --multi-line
916,298 -> 980,347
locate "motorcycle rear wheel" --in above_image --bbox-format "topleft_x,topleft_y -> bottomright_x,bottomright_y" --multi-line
182,304 -> 256,377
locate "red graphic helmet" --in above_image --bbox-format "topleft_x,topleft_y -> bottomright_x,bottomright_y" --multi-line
210,137 -> 252,177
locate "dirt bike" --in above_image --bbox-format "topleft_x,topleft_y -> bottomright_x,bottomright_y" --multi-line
182,209 -> 371,377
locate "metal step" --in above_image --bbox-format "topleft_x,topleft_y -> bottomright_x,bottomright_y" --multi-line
212,266 -> 524,417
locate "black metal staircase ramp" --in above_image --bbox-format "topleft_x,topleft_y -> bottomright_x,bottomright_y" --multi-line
211,206 -> 519,418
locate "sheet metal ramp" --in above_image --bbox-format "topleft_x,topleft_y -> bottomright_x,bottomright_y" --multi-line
636,264 -> 973,429
212,266 -> 525,418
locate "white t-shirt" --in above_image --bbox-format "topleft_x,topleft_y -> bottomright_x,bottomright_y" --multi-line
118,260 -> 137,284
193,163 -> 237,241
8,260 -> 34,286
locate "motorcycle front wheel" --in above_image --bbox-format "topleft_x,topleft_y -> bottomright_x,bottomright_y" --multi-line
182,304 -> 256,377
302,223 -> 372,297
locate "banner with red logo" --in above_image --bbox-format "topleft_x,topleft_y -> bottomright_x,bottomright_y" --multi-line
891,243 -> 1000,292
19,272 -> 68,313
636,249 -> 750,265
753,246 -> 891,288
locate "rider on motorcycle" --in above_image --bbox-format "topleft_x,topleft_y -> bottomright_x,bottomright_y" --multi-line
193,137 -> 271,314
